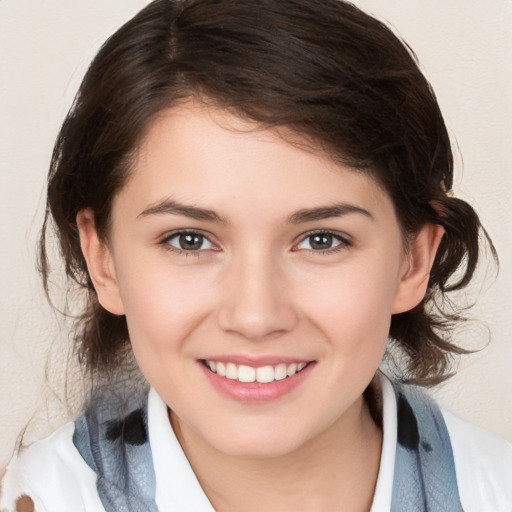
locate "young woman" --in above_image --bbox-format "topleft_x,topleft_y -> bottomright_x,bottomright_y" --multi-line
1,0 -> 511,511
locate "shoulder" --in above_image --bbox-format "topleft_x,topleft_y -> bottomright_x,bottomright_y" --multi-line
443,410 -> 512,512
378,374 -> 512,512
0,422 -> 104,512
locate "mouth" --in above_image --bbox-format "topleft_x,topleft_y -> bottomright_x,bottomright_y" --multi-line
201,359 -> 310,384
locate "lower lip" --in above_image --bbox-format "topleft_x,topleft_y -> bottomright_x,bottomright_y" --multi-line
199,361 -> 315,403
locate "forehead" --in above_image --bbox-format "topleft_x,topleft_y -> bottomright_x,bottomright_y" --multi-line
117,101 -> 395,223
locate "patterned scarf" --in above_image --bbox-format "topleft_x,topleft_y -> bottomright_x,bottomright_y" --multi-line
391,382 -> 464,511
73,380 -> 463,511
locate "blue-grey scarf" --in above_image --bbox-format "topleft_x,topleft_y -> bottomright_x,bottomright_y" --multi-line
73,380 -> 463,511
391,382 -> 464,511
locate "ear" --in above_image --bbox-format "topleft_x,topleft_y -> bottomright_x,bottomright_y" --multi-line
76,209 -> 125,315
392,223 -> 444,314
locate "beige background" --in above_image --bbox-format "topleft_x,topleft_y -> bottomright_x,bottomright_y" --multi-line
1,0 -> 511,470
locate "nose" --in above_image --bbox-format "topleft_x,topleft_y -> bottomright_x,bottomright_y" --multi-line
216,250 -> 298,341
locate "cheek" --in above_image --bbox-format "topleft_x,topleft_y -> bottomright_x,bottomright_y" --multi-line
115,258 -> 217,354
117,265 -> 219,396
300,260 -> 399,331
295,253 -> 401,375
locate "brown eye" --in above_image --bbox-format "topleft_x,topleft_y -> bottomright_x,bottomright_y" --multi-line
295,231 -> 348,252
310,233 -> 334,250
167,232 -> 214,251
179,233 -> 204,250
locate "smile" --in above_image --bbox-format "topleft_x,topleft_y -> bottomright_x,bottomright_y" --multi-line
203,360 -> 308,383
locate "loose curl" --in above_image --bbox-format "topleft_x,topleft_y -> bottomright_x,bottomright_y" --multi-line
39,0 -> 495,385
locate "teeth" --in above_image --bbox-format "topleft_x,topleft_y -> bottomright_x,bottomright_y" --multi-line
256,366 -> 274,383
238,365 -> 256,383
205,360 -> 308,383
274,363 -> 288,381
216,362 -> 226,377
286,363 -> 297,377
226,362 -> 238,380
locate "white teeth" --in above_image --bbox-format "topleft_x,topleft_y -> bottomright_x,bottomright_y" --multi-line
238,365 -> 256,383
226,362 -> 238,380
287,363 -> 297,377
274,363 -> 288,381
216,361 -> 226,377
256,366 -> 275,383
205,360 -> 308,383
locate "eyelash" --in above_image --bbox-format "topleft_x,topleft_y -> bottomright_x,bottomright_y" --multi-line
159,229 -> 352,256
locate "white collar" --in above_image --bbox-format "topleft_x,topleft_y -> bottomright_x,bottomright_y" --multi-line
148,373 -> 397,511
148,388 -> 215,511
370,373 -> 396,511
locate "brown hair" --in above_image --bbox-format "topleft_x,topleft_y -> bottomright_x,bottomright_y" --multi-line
39,0 -> 494,385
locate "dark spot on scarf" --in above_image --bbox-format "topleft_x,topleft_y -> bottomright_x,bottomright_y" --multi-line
421,441 -> 432,452
105,408 -> 148,446
15,495 -> 34,512
397,394 -> 419,451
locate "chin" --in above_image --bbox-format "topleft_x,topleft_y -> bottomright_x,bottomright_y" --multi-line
200,418 -> 316,460
216,435 -> 304,460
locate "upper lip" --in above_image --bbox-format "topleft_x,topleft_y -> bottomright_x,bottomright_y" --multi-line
200,355 -> 314,367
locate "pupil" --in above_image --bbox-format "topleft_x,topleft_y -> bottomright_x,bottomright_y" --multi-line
311,234 -> 332,250
180,233 -> 203,250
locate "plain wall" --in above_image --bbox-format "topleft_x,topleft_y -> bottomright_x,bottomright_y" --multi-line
1,0 -> 511,470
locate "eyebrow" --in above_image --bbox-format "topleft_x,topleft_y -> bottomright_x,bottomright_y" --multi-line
138,199 -> 373,224
138,199 -> 226,223
288,204 -> 374,224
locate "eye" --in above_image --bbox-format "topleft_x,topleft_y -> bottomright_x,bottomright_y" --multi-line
295,231 -> 349,252
165,231 -> 215,252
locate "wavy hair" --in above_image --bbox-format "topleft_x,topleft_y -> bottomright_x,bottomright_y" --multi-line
39,0 -> 495,385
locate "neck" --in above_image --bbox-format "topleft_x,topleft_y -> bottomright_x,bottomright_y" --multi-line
170,394 -> 382,512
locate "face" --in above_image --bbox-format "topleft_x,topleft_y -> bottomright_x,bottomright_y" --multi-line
80,101 -> 436,460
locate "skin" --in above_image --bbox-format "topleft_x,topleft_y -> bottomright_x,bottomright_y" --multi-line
78,100 -> 443,511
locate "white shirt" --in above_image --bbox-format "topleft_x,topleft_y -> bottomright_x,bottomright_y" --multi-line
2,375 -> 512,511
